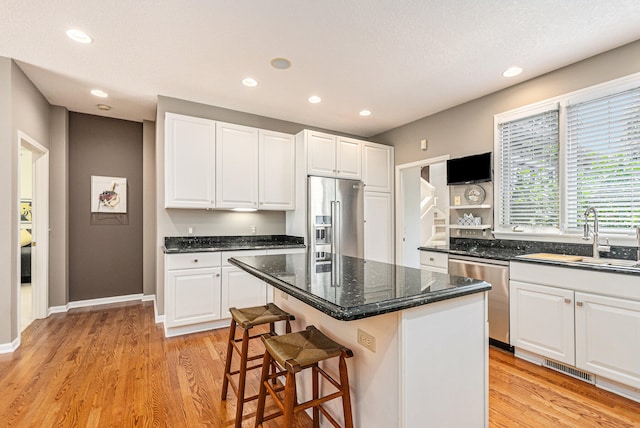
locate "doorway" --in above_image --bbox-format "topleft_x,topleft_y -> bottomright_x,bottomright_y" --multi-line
395,155 -> 449,267
18,132 -> 49,332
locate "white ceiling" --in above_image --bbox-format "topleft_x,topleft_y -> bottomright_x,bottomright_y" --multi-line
2,1 -> 640,137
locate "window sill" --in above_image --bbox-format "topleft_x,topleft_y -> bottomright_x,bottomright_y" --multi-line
492,231 -> 637,247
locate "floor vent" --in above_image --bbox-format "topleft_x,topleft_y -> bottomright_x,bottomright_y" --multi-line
544,359 -> 595,384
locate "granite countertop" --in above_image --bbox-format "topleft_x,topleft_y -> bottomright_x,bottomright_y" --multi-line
163,235 -> 305,254
228,252 -> 491,321
419,238 -> 640,276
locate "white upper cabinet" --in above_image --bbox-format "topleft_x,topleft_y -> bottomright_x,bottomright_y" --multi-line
259,130 -> 295,210
165,113 -> 216,208
307,130 -> 337,177
215,122 -> 259,209
306,131 -> 362,179
362,143 -> 393,193
336,137 -> 362,179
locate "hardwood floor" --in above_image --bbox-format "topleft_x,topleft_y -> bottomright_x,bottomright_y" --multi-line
0,301 -> 638,427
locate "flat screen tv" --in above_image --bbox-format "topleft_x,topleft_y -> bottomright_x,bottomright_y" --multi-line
446,152 -> 492,185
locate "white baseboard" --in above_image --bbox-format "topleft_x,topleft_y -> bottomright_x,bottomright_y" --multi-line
164,319 -> 229,338
47,293 -> 157,316
0,336 -> 20,354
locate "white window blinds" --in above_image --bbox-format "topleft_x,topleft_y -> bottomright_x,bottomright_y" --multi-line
566,87 -> 640,231
498,109 -> 560,228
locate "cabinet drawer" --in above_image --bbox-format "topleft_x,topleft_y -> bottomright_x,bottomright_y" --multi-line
221,250 -> 268,266
166,252 -> 221,270
420,251 -> 448,269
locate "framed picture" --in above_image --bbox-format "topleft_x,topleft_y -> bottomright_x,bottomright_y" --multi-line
20,199 -> 32,224
91,176 -> 127,213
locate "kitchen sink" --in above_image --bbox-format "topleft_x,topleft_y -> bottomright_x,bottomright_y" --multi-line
576,257 -> 640,268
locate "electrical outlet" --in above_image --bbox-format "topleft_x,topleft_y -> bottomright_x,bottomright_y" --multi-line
357,329 -> 376,352
187,226 -> 194,235
250,225 -> 257,234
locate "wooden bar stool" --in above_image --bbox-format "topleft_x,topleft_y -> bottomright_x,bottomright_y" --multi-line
221,303 -> 295,428
254,325 -> 354,428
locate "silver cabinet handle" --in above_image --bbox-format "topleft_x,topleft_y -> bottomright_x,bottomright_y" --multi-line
576,301 -> 583,307
215,273 -> 220,277
564,298 -> 571,304
194,259 -> 199,263
429,257 -> 435,262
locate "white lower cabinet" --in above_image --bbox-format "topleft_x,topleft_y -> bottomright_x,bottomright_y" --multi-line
510,281 -> 575,365
165,252 -> 223,336
166,267 -> 222,328
575,292 -> 640,389
510,261 -> 640,401
419,250 -> 448,274
221,250 -> 268,315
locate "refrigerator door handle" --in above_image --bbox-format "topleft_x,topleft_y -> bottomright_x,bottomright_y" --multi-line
330,200 -> 336,255
336,200 -> 341,256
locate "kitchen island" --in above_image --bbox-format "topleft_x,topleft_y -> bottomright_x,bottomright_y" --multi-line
229,252 -> 491,428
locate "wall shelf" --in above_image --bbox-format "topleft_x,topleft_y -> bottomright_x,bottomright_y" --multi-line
449,204 -> 491,209
448,224 -> 492,230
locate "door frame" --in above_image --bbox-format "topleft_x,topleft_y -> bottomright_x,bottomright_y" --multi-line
395,155 -> 449,266
17,131 -> 49,324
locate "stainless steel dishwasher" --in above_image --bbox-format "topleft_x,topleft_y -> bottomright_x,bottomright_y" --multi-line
448,255 -> 511,348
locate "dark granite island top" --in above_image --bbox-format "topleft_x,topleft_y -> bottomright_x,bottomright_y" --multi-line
228,252 -> 491,321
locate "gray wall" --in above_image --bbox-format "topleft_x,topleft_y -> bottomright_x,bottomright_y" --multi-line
69,113 -> 143,301
0,58 -> 51,345
374,40 -> 640,166
49,105 -> 69,307
143,120 -> 156,297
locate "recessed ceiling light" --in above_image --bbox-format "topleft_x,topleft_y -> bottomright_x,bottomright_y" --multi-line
359,110 -> 372,117
91,89 -> 108,98
97,104 -> 111,111
242,77 -> 258,87
502,66 -> 523,78
271,58 -> 291,70
308,96 -> 322,104
66,29 -> 93,44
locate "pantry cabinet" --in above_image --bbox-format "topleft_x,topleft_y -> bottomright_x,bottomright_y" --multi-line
362,142 -> 393,193
364,192 -> 393,263
164,113 -> 216,208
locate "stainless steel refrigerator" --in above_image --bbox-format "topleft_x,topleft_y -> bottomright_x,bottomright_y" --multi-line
308,176 -> 364,261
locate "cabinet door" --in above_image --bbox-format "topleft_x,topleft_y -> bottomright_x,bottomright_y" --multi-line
216,122 -> 259,209
166,267 -> 221,328
575,292 -> 640,388
336,137 -> 362,179
362,143 -> 393,192
165,113 -> 216,208
259,130 -> 295,210
307,131 -> 336,177
364,192 -> 393,263
221,266 -> 267,315
510,281 -> 575,365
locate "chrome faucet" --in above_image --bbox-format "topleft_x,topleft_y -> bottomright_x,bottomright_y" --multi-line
582,206 -> 610,259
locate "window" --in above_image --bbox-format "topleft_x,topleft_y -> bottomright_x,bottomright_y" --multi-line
495,76 -> 640,238
498,109 -> 559,229
566,87 -> 640,231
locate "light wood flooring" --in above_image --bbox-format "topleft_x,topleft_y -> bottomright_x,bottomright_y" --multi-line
0,301 -> 638,427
